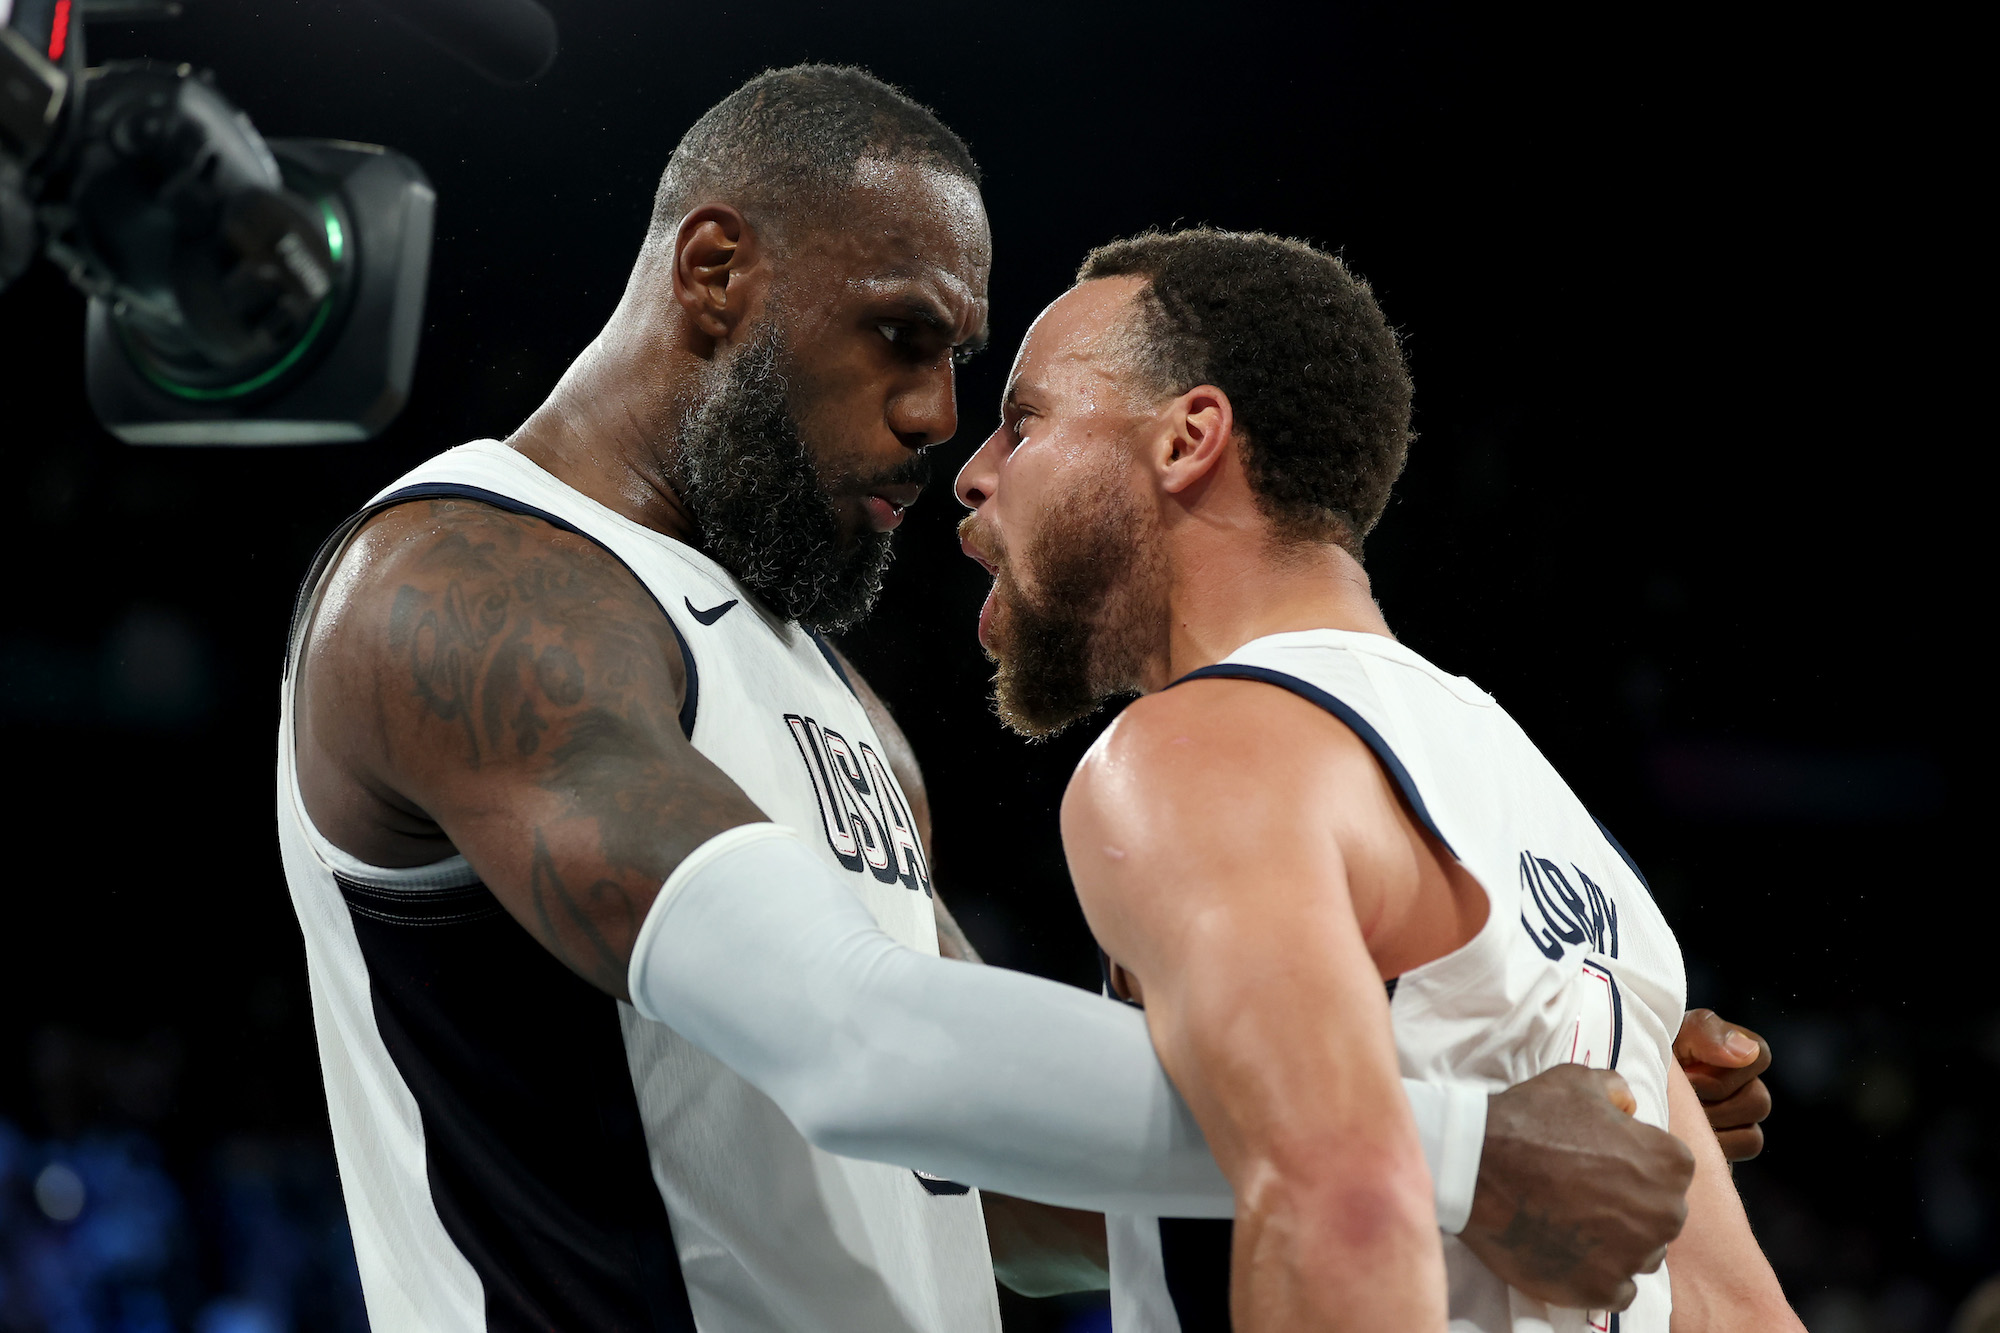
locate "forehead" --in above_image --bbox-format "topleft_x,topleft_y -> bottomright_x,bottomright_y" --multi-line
800,160 -> 991,310
1009,277 -> 1146,389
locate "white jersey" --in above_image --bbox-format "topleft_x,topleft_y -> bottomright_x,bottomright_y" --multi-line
276,441 -> 999,1332
1107,630 -> 1686,1333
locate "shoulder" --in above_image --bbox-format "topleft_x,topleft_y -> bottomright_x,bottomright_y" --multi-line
298,496 -> 692,780
1063,674 -> 1379,842
310,498 -> 684,672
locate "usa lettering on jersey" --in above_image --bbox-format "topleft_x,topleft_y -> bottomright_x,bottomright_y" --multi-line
1518,851 -> 1620,961
784,713 -> 933,896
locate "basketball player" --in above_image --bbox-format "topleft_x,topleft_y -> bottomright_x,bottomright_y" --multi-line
953,230 -> 1801,1331
283,68 -> 1768,1330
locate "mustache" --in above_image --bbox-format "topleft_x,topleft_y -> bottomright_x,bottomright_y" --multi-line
957,514 -> 1006,570
845,449 -> 934,494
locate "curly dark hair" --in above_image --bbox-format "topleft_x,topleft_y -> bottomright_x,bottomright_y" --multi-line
1078,229 -> 1412,551
652,65 -> 979,249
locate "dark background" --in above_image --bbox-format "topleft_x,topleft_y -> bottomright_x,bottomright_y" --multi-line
0,3 -> 1981,1331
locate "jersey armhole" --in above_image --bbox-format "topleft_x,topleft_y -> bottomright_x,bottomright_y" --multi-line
289,481 -> 701,739
1591,816 -> 1652,896
806,628 -> 858,699
1169,663 -> 1457,860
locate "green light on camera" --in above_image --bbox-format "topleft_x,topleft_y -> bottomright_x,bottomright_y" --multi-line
323,201 -> 346,263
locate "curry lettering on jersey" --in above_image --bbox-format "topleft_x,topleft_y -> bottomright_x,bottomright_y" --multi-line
784,713 -> 933,896
1518,850 -> 1620,962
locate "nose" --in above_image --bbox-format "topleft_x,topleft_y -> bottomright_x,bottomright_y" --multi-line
955,425 -> 1005,510
887,362 -> 959,452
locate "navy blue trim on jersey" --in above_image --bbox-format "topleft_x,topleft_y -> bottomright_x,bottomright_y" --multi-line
1169,663 -> 1458,860
807,629 -> 858,697
369,482 -> 701,740
1591,816 -> 1652,896
344,876 -> 699,1332
1587,958 -> 1627,1070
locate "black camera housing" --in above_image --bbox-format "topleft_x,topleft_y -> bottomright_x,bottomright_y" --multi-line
84,136 -> 433,445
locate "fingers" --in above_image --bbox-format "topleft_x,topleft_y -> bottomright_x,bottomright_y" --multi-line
1605,1278 -> 1640,1313
1715,1124 -> 1766,1162
1684,1057 -> 1760,1102
1698,1077 -> 1773,1133
1676,1008 -> 1771,1077
1637,1244 -> 1669,1276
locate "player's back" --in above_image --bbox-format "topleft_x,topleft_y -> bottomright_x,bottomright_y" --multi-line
1109,628 -> 1685,1333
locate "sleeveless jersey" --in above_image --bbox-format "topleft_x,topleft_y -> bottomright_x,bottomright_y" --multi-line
275,441 -> 999,1332
1105,629 -> 1686,1333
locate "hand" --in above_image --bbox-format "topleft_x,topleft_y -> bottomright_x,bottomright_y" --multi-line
1674,1009 -> 1773,1162
1460,1065 -> 1694,1312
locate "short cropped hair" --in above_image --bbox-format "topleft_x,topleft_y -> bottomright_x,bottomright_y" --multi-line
652,65 -> 979,247
1078,229 -> 1413,551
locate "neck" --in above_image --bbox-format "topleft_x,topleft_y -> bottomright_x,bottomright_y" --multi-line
506,266 -> 701,542
1148,523 -> 1392,691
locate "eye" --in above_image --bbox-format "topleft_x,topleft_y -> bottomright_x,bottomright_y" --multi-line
877,322 -> 906,345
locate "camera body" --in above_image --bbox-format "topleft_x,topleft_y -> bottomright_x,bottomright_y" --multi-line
86,135 -> 434,444
2,14 -> 434,445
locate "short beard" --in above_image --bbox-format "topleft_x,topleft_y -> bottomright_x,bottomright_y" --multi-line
667,322 -> 908,632
981,468 -> 1167,739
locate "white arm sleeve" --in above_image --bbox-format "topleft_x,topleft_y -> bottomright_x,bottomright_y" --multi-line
629,823 -> 1484,1225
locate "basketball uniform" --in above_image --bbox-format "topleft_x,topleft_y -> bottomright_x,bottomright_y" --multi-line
1105,629 -> 1686,1333
276,441 -> 998,1332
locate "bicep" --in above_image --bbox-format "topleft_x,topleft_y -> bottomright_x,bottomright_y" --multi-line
1665,1060 -> 1801,1331
329,505 -> 766,993
1063,709 -> 1413,1183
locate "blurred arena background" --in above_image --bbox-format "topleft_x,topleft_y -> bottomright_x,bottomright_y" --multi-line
0,2 -> 1980,1330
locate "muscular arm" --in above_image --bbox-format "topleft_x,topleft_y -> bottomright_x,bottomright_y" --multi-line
296,500 -> 764,997
1063,683 -> 1446,1332
299,504 -> 1234,1215
1664,1062 -> 1801,1331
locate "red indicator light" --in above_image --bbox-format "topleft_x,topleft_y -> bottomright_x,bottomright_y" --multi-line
49,0 -> 73,59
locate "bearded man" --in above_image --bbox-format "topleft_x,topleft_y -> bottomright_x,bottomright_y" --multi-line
954,230 -> 1797,1331
283,68 -> 1769,1332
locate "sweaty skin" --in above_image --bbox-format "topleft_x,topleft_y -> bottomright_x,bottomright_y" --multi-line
955,276 -> 1793,1327
298,166 -> 1773,1301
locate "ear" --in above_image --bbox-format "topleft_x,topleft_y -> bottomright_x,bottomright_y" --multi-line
1156,384 -> 1236,497
671,204 -> 762,344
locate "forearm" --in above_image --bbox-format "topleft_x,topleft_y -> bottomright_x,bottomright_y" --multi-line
1664,1065 -> 1801,1331
1233,1154 -> 1446,1331
628,824 -> 1235,1214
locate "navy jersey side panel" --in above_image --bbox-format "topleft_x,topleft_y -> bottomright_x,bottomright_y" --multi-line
338,875 -> 697,1332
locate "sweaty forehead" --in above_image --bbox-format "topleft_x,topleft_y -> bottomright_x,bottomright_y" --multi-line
796,161 -> 991,321
1009,277 -> 1147,392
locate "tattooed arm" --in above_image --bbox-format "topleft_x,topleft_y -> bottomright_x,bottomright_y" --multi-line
295,499 -> 764,997
297,505 -> 1236,1218
834,648 -> 1112,1296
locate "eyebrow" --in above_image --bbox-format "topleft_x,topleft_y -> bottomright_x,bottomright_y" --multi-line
885,293 -> 987,356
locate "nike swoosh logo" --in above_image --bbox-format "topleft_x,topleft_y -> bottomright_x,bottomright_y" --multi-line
685,596 -> 739,626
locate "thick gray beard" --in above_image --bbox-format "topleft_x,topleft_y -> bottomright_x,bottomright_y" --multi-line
668,323 -> 896,632
990,470 -> 1168,740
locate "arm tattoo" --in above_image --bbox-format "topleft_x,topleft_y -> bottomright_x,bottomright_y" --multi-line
376,501 -> 757,993
527,828 -> 635,996
1487,1202 -> 1592,1284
